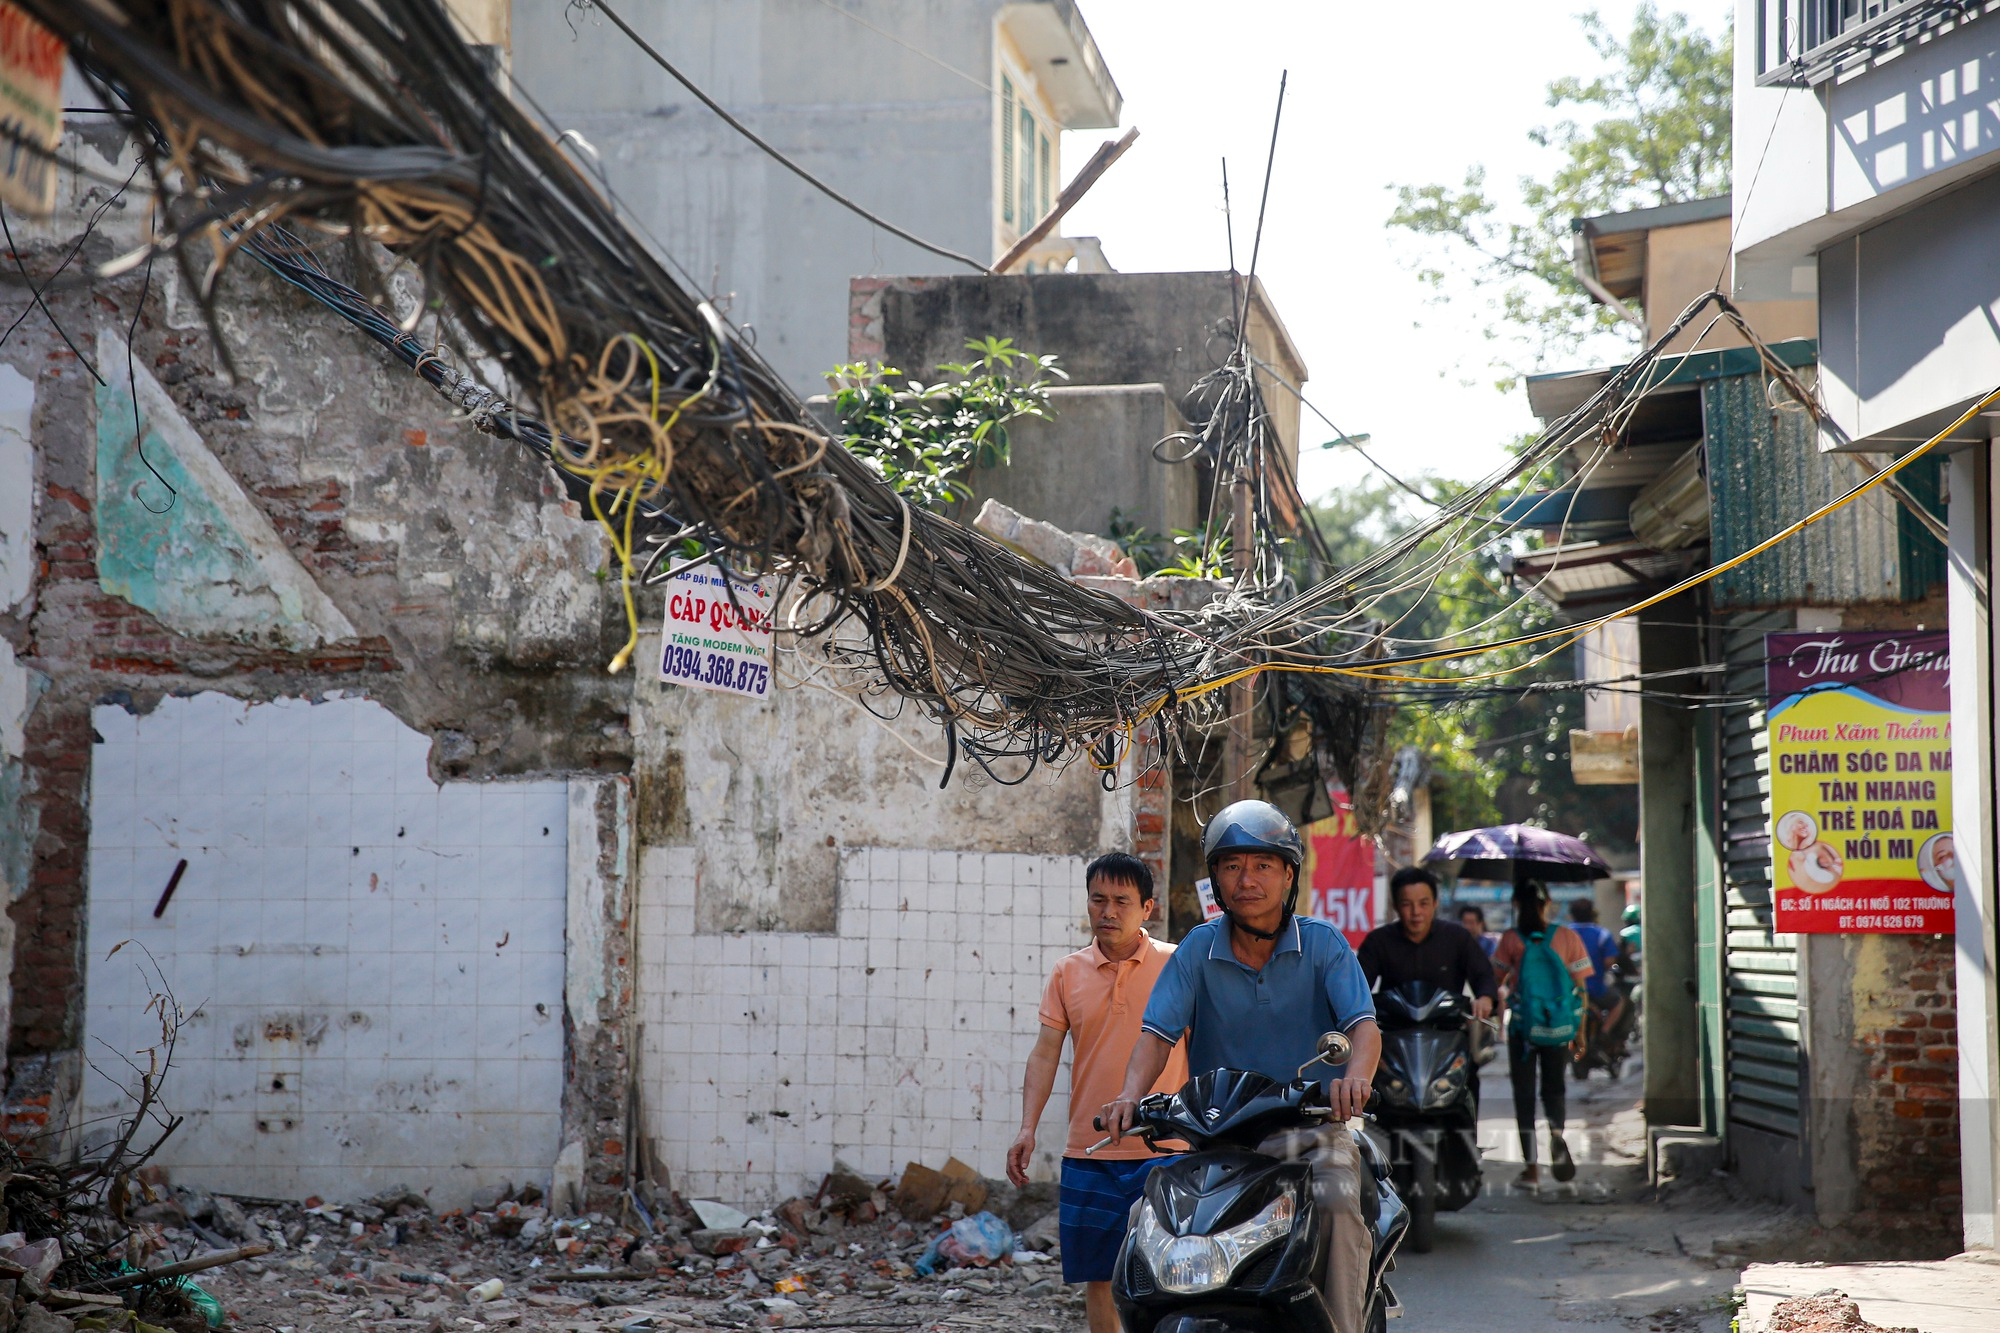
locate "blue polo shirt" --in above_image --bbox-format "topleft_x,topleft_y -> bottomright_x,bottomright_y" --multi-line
1140,914 -> 1376,1090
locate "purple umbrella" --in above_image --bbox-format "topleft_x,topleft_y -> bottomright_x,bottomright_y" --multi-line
1423,824 -> 1613,883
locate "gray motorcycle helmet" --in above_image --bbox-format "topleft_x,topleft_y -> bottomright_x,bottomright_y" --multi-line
1202,799 -> 1304,871
1202,800 -> 1303,940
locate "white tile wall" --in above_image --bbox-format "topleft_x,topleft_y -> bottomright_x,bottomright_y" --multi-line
636,845 -> 1094,1204
83,693 -> 568,1207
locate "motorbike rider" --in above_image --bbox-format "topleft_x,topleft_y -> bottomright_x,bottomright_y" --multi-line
1360,866 -> 1499,1081
1566,898 -> 1627,1036
1101,800 -> 1380,1333
1359,867 -> 1498,1019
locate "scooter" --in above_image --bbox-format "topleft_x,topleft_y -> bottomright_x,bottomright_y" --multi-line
1092,1032 -> 1408,1333
1367,981 -> 1482,1254
1571,965 -> 1639,1080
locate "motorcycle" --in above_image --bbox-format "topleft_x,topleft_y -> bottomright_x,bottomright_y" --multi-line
1093,1032 -> 1408,1333
1367,981 -> 1483,1254
1571,964 -> 1639,1081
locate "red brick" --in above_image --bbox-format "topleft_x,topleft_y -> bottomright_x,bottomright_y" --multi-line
1930,1013 -> 1956,1029
1893,1099 -> 1926,1119
45,482 -> 91,514
1893,1064 -> 1950,1085
1923,1046 -> 1958,1064
1905,1083 -> 1953,1101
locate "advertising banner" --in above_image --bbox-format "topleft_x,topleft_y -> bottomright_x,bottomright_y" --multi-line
1198,789 -> 1379,947
1765,631 -> 1954,934
656,561 -> 774,699
1302,792 -> 1379,949
0,4 -> 62,216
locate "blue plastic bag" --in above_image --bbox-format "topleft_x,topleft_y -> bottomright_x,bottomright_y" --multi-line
914,1211 -> 1014,1275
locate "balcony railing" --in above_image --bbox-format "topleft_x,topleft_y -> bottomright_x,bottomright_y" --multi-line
1756,0 -> 1984,86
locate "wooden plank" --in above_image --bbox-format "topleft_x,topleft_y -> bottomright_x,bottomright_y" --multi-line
991,128 -> 1140,274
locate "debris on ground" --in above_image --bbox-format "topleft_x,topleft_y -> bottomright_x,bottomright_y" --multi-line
1765,1289 -> 1918,1333
117,1164 -> 1076,1332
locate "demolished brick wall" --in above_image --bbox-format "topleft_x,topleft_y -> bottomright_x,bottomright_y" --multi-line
0,154 -> 635,1181
1850,932 -> 1960,1246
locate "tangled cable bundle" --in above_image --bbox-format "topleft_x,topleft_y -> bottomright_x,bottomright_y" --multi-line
18,0 -> 1841,789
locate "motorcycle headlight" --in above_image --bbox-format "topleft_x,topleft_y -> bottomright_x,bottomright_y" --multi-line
1134,1191 -> 1295,1294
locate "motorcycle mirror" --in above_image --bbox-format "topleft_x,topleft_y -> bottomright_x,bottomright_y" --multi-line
1296,1030 -> 1352,1079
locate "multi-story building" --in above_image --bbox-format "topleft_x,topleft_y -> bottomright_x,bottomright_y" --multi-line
1732,0 -> 2000,1252
512,0 -> 1122,397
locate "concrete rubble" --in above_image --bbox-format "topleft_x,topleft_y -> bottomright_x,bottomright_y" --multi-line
105,1165 -> 1074,1333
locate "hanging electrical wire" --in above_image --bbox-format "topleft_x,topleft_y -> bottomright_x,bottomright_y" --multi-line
18,0 -> 1925,796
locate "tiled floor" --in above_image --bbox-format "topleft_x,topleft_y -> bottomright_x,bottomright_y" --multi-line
83,692 -> 567,1206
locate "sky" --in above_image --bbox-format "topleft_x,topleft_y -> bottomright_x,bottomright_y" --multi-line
1059,0 -> 1731,505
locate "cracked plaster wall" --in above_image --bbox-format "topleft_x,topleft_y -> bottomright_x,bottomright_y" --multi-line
6,121 -> 1160,1198
630,630 -> 1133,934
3,129 -> 631,1146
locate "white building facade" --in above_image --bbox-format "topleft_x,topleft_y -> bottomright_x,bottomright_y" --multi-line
510,0 -> 1122,397
1733,0 -> 2000,1250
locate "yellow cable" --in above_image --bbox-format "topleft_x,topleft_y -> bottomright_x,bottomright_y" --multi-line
1139,382 -> 2000,718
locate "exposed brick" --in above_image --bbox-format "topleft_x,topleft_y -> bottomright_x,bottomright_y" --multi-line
1893,1063 -> 1949,1085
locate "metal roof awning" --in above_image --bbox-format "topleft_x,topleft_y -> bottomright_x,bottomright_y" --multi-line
1504,537 -> 1706,613
1494,485 -> 1642,540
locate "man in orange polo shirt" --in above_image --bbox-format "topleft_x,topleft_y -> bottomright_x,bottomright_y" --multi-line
1006,853 -> 1187,1333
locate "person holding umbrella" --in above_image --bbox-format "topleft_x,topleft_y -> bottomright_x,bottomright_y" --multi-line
1422,825 -> 1606,1189
1493,879 -> 1592,1186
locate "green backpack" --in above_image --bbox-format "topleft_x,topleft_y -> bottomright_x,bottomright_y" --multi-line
1513,929 -> 1582,1047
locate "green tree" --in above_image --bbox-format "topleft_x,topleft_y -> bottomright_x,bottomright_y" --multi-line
827,337 -> 1064,510
1312,481 -> 1638,857
1388,5 -> 1732,381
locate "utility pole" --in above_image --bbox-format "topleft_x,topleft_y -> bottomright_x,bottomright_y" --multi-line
1226,449 -> 1257,802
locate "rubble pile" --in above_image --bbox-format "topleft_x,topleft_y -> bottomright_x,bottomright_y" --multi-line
0,1144 -> 222,1333
1764,1291 -> 1918,1333
124,1164 -> 1074,1333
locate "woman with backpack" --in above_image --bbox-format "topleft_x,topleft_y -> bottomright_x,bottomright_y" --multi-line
1493,879 -> 1594,1187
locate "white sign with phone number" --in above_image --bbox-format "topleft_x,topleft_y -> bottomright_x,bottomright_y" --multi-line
656,562 -> 774,698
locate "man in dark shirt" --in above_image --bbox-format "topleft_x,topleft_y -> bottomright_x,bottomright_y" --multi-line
1358,866 -> 1498,1018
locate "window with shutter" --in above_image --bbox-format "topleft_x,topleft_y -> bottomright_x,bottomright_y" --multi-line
1018,105 -> 1036,225
1039,132 -> 1051,221
1001,77 -> 1015,225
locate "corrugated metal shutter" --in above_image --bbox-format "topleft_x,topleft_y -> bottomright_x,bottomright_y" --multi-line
1705,373 -> 1906,610
1720,610 -> 1802,1137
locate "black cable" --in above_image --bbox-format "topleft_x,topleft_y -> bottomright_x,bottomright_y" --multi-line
0,204 -> 105,383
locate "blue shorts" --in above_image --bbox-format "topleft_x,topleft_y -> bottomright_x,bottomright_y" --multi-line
1058,1156 -> 1172,1283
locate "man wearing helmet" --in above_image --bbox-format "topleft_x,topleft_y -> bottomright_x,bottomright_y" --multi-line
1100,800 -> 1380,1333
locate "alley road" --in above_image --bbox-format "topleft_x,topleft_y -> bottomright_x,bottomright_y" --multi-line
185,1053 -> 1796,1333
1380,1056 -> 1760,1333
